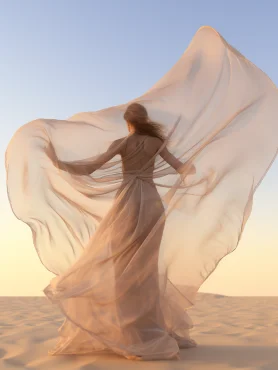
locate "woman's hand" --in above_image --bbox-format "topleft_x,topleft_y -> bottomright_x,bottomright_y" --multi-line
178,161 -> 196,176
187,162 -> 196,175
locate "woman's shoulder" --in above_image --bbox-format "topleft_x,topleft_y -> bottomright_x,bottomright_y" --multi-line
147,135 -> 164,147
110,136 -> 127,146
113,137 -> 126,144
143,136 -> 165,156
107,137 -> 126,152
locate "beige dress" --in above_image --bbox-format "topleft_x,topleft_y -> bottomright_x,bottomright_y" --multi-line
44,133 -> 194,360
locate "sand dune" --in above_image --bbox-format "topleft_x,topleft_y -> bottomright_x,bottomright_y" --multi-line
0,293 -> 277,370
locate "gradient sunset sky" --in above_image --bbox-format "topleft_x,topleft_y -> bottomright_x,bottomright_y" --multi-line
1,0 -> 277,296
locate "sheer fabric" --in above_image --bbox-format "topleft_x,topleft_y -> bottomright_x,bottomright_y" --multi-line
5,26 -> 278,360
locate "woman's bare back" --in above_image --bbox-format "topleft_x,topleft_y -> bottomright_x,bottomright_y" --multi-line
120,133 -> 183,176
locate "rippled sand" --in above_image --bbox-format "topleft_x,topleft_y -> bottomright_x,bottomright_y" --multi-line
0,293 -> 277,370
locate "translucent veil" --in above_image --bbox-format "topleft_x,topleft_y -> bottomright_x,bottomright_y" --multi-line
5,26 -> 278,358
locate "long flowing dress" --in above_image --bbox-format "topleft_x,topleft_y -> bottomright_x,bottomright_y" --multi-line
5,26 -> 278,360
44,132 -> 194,360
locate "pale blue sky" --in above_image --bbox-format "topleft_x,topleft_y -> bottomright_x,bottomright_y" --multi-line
1,1 -> 277,295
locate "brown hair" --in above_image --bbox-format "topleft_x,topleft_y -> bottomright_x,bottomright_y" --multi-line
123,102 -> 165,141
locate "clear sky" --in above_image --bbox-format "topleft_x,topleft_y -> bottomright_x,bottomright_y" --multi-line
1,0 -> 277,296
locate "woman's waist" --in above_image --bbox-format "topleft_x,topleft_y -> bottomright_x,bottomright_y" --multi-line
122,172 -> 155,183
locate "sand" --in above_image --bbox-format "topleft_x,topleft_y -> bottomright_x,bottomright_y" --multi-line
0,293 -> 277,370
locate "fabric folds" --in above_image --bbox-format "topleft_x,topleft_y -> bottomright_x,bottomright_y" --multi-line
5,26 -> 278,360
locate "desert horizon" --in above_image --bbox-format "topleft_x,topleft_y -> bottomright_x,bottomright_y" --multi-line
0,293 -> 277,369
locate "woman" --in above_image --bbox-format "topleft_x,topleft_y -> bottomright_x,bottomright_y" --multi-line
6,26 -> 277,363
44,102 -> 196,361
